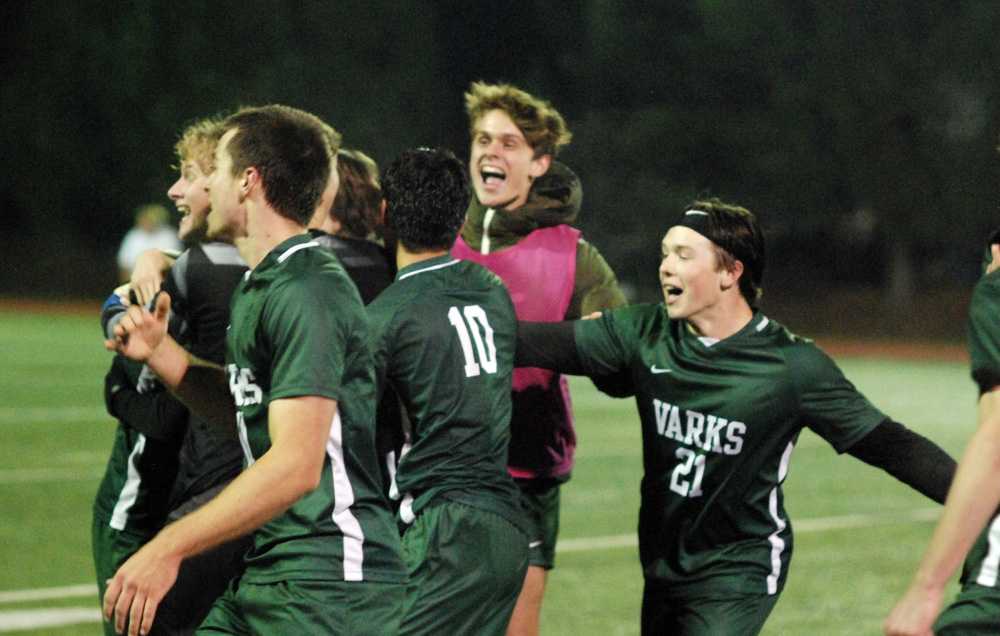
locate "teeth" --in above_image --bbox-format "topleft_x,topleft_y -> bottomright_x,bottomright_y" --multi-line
481,167 -> 505,182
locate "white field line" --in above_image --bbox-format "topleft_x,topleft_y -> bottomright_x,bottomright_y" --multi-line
556,507 -> 940,553
0,507 -> 943,631
0,584 -> 96,604
0,607 -> 100,632
0,406 -> 106,424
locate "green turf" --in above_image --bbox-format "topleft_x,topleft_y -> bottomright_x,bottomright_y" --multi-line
0,310 -> 980,634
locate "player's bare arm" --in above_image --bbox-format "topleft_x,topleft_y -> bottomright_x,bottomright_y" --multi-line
105,292 -> 235,433
884,388 -> 1000,636
102,395 -> 337,636
129,249 -> 177,306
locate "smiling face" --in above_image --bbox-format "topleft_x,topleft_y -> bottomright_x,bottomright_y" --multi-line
167,159 -> 211,242
659,226 -> 735,321
204,128 -> 247,241
468,109 -> 550,210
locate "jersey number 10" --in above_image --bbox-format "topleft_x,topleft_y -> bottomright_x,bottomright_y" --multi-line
448,305 -> 497,378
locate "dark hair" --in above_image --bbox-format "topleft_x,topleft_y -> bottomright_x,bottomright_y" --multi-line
381,148 -> 470,251
222,105 -> 334,225
332,149 -> 381,239
686,198 -> 766,306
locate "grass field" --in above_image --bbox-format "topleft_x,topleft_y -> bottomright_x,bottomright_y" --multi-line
0,307 -> 979,635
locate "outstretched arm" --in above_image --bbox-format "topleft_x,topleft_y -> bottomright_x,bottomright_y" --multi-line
846,418 -> 956,505
515,320 -> 586,374
102,395 -> 336,636
884,389 -> 1000,636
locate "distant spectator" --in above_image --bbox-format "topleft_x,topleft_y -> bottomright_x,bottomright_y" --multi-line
116,203 -> 182,281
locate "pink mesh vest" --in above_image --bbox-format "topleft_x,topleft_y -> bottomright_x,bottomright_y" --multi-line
453,224 -> 580,478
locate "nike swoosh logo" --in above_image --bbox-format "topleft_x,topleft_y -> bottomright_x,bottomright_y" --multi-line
650,365 -> 672,374
528,540 -> 544,548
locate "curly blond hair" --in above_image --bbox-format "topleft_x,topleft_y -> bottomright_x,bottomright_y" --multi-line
174,115 -> 227,173
464,82 -> 572,157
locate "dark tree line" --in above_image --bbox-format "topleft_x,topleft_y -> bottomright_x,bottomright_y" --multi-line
3,0 -> 999,305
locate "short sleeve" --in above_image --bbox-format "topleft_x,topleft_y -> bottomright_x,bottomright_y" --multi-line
968,273 -> 1000,393
264,272 -> 350,402
792,345 -> 886,453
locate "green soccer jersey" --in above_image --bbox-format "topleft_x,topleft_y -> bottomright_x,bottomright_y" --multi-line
958,270 -> 1000,589
367,255 -> 525,526
574,304 -> 886,598
226,234 -> 405,584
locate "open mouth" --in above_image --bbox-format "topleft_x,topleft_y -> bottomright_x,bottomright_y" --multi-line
480,166 -> 506,185
664,285 -> 683,298
177,205 -> 191,217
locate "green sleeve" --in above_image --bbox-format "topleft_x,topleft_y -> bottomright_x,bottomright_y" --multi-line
573,309 -> 635,377
791,344 -> 886,453
968,272 -> 1000,393
264,272 -> 348,402
568,239 -> 627,318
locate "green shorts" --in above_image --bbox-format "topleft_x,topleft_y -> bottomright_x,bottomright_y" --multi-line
197,578 -> 404,635
516,478 -> 561,569
400,500 -> 530,636
92,516 -> 150,636
935,584 -> 1000,635
640,583 -> 779,636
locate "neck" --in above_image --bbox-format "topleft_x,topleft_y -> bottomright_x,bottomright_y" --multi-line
241,199 -> 307,268
307,210 -> 343,237
396,244 -> 448,271
685,297 -> 755,341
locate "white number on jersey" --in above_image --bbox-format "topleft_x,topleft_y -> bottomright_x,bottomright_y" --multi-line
227,364 -> 262,407
448,305 -> 497,377
669,447 -> 706,497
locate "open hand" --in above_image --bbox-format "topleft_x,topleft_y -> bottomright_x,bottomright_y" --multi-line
102,540 -> 181,636
105,293 -> 171,362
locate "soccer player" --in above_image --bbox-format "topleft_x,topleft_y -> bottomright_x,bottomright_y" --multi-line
103,105 -> 405,636
884,231 -> 1000,636
451,81 -> 626,635
516,199 -> 958,635
95,115 -> 252,636
308,148 -> 393,304
368,147 -> 530,634
93,354 -> 186,636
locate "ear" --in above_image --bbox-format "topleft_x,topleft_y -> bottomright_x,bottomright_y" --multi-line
240,167 -> 259,198
719,259 -> 744,292
989,244 -> 1000,275
528,153 -> 551,179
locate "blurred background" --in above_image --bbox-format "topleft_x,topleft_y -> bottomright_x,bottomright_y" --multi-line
4,0 -> 999,340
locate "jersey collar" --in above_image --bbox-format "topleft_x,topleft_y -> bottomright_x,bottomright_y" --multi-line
681,310 -> 770,349
395,253 -> 460,281
246,233 -> 318,282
